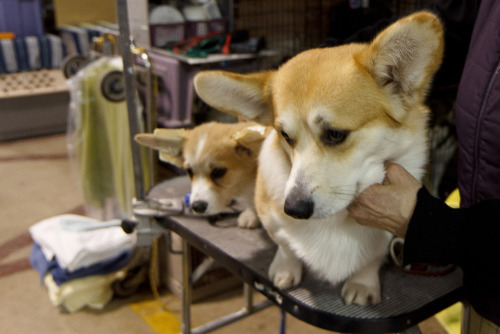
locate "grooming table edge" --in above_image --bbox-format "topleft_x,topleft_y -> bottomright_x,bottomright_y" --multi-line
151,177 -> 464,333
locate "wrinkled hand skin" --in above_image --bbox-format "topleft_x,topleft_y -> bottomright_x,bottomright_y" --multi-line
348,164 -> 421,238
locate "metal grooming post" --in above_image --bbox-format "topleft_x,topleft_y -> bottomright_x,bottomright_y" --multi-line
116,0 -> 145,201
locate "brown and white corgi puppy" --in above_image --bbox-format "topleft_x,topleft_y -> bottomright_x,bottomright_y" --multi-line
193,12 -> 443,305
135,122 -> 268,228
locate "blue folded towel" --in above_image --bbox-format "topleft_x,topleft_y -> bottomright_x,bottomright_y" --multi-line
30,242 -> 132,286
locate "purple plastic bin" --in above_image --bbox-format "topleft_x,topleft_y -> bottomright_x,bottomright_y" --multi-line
150,23 -> 186,48
136,50 -> 263,129
0,0 -> 43,37
148,52 -> 195,128
185,19 -> 227,39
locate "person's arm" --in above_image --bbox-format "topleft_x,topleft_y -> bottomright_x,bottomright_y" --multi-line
348,163 -> 498,268
348,163 -> 500,325
402,187 -> 466,266
405,184 -> 500,326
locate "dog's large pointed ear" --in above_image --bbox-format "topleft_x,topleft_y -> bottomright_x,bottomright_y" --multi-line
232,124 -> 268,156
233,124 -> 268,145
134,128 -> 186,167
194,71 -> 275,125
356,11 -> 444,118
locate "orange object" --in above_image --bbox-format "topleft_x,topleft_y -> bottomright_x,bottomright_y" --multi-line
222,33 -> 231,54
0,32 -> 15,39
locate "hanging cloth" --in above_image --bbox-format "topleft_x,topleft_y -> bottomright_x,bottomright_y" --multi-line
67,56 -> 150,219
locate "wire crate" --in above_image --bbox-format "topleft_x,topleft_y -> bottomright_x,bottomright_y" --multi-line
150,22 -> 186,48
150,19 -> 228,48
185,18 -> 227,39
232,0 -> 327,59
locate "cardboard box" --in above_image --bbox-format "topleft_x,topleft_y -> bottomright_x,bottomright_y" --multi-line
53,0 -> 117,26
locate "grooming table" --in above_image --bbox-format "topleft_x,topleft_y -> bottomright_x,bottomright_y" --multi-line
150,176 -> 464,333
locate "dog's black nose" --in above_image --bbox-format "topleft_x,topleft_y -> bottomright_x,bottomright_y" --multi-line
191,200 -> 208,213
284,188 -> 314,219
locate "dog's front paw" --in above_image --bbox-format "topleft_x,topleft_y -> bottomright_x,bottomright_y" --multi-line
271,270 -> 300,290
268,247 -> 302,289
341,280 -> 381,306
237,208 -> 261,228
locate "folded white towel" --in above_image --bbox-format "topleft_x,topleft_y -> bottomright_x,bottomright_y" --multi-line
29,214 -> 136,272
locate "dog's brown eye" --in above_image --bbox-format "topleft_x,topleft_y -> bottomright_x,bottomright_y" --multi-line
211,167 -> 227,180
280,130 -> 295,146
324,129 -> 349,145
186,168 -> 194,178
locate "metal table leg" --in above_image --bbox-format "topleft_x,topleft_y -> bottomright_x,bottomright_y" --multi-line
180,238 -> 272,334
182,239 -> 192,334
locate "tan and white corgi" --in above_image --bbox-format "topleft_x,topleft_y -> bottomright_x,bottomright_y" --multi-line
193,12 -> 443,305
135,122 -> 268,228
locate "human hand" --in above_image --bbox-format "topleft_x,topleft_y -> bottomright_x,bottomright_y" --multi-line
347,164 -> 422,238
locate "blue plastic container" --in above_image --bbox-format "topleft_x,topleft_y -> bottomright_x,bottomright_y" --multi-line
0,0 -> 43,37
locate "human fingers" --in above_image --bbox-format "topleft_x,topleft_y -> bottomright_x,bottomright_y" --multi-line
385,163 -> 420,186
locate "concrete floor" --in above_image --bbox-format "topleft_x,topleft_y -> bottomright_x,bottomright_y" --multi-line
0,133 -> 448,334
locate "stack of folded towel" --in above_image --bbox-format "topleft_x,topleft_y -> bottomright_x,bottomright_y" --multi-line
29,214 -> 137,312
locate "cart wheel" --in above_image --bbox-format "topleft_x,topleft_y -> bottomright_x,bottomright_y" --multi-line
61,55 -> 88,78
101,70 -> 125,102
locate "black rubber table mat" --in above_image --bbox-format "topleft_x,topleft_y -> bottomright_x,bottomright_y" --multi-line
151,177 -> 463,333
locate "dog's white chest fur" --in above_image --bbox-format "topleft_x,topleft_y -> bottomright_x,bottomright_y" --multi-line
271,211 -> 391,284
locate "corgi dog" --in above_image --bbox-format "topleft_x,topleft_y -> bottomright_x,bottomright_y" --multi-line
135,122 -> 268,228
193,12 -> 443,305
